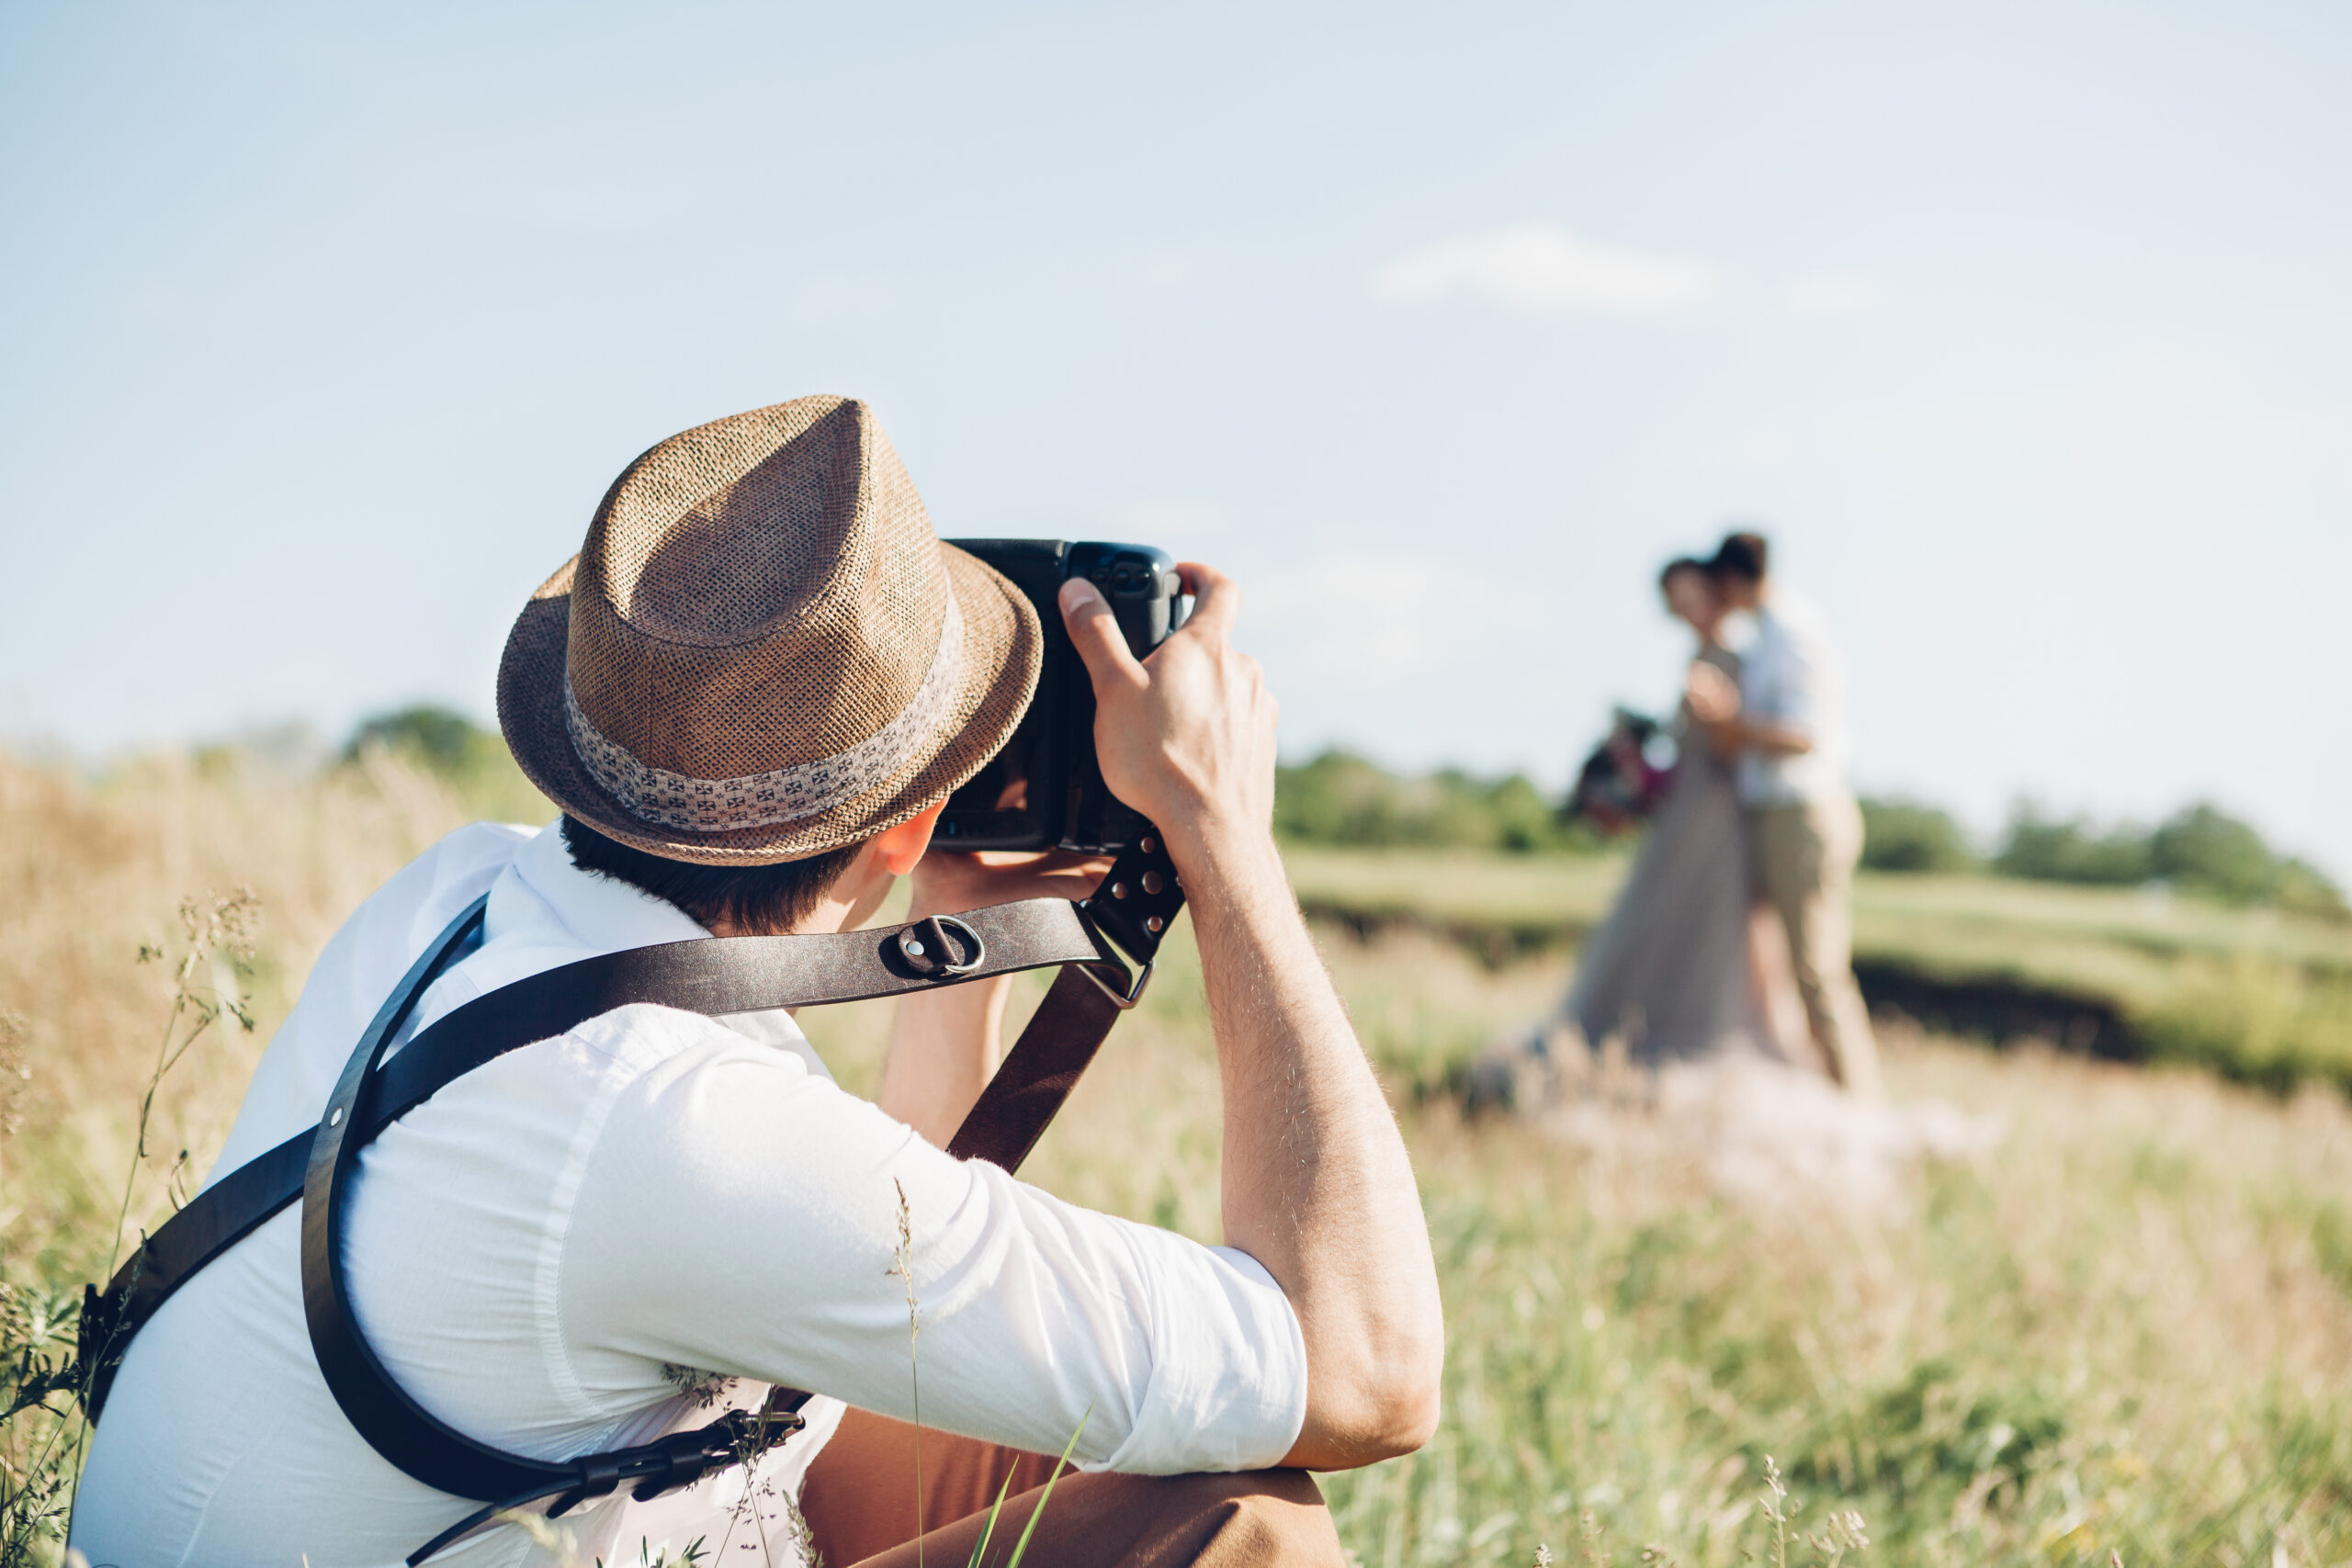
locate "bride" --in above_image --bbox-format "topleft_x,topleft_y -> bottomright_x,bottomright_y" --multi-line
1483,558 -> 1815,1097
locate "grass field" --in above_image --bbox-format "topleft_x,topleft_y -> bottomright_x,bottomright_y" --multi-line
6,752 -> 2352,1565
1283,847 -> 2352,1095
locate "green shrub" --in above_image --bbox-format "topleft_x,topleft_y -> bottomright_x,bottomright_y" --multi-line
1993,807 -> 2156,886
2276,860 -> 2352,922
1993,799 -> 2346,917
1859,797 -> 1979,874
345,706 -> 484,773
2149,804 -> 2277,903
2150,804 -> 2348,917
1272,750 -> 1593,855
2132,955 -> 2352,1095
342,705 -> 554,826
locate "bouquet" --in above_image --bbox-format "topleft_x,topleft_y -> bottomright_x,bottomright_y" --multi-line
1567,707 -> 1676,834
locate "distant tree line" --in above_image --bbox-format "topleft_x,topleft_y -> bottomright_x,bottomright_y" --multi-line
338,712 -> 2345,919
1269,747 -> 2344,919
1271,750 -> 1598,854
1860,796 -> 2346,916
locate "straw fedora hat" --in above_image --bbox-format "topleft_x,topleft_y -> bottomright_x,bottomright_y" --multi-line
497,395 -> 1042,864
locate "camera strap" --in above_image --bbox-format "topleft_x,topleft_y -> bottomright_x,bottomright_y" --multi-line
78,833 -> 1188,1564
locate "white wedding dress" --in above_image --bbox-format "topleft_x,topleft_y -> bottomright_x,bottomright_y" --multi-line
1560,643 -> 1784,1066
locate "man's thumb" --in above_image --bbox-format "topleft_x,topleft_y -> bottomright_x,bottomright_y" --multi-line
1058,578 -> 1146,692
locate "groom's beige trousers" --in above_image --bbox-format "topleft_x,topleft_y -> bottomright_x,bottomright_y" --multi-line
1749,795 -> 1883,1096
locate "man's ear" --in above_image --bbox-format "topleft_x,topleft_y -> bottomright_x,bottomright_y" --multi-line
871,799 -> 946,878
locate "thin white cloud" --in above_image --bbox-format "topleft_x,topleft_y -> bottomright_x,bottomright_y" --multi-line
1372,223 -> 1726,316
1776,269 -> 1888,317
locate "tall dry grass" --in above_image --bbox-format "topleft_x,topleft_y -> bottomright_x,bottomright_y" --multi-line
0,750 -> 511,1565
823,924 -> 2352,1564
0,750 -> 504,1282
6,752 -> 2352,1565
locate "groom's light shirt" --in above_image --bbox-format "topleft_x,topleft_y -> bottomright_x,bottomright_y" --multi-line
72,822 -> 1307,1568
1734,591 -> 1853,807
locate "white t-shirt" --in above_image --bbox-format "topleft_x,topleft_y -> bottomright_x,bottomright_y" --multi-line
72,823 -> 1307,1568
1733,592 -> 1854,807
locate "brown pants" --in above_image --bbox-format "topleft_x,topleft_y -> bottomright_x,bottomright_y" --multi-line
1749,796 -> 1883,1097
800,1410 -> 1343,1567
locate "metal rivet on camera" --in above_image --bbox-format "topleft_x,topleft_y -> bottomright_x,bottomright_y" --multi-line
905,939 -> 926,957
1141,871 -> 1163,895
1111,882 -> 1129,900
1146,915 -> 1165,933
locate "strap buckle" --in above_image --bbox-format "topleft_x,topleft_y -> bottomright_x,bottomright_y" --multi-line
1079,956 -> 1154,1010
409,1404 -> 809,1562
895,914 -> 987,979
624,1404 -> 805,1502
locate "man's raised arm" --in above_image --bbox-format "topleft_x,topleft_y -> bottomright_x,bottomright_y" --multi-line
1060,565 -> 1445,1471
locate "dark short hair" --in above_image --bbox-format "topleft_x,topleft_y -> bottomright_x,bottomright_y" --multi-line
1710,531 -> 1770,583
560,815 -> 866,933
1657,556 -> 1712,593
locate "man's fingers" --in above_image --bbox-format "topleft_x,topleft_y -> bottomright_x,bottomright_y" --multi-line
1173,562 -> 1238,639
1058,578 -> 1148,691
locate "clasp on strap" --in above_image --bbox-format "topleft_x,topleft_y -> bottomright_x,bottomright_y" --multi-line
626,1404 -> 805,1502
407,1404 -> 809,1563
897,915 -> 987,979
1080,957 -> 1155,1010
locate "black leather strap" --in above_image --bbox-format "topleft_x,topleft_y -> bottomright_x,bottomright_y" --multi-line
297,895 -> 1133,1523
361,895 -> 1128,1155
80,829 -> 1187,1563
79,897 -> 494,1419
79,889 -> 1138,1417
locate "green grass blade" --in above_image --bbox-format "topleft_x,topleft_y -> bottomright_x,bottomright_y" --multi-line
999,1408 -> 1091,1568
962,1464 -> 1019,1568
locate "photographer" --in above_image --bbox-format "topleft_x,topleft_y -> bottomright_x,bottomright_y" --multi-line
72,398 -> 1443,1567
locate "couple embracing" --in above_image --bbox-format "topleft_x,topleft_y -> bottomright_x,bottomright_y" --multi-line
1553,532 -> 1882,1096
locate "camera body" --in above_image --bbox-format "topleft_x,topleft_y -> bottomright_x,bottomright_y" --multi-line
939,540 -> 1188,852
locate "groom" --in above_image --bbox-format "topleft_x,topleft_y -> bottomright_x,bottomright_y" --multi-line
1686,532 -> 1883,1096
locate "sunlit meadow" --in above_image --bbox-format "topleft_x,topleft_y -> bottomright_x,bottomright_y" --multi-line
5,751 -> 2351,1566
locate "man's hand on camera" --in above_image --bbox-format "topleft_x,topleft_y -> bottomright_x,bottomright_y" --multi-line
908,848 -> 1114,919
1058,561 -> 1445,1472
1057,564 -> 1277,862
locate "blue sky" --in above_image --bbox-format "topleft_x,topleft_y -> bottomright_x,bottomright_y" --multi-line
3,2 -> 2346,875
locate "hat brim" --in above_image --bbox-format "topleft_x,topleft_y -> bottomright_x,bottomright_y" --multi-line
497,543 -> 1044,865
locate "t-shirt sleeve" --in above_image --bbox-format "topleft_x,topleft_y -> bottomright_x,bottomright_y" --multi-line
551,1009 -> 1308,1475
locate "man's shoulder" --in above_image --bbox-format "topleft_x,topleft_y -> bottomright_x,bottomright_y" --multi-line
433,818 -> 543,881
209,821 -> 546,1173
355,820 -> 540,948
1766,589 -> 1832,634
1762,592 -> 1842,659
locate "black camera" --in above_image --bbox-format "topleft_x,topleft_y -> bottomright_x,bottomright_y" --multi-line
939,540 -> 1189,852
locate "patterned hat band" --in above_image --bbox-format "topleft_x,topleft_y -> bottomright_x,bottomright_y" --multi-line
561,591 -> 968,835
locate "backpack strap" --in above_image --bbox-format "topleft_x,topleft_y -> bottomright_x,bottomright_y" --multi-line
81,831 -> 1187,1565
